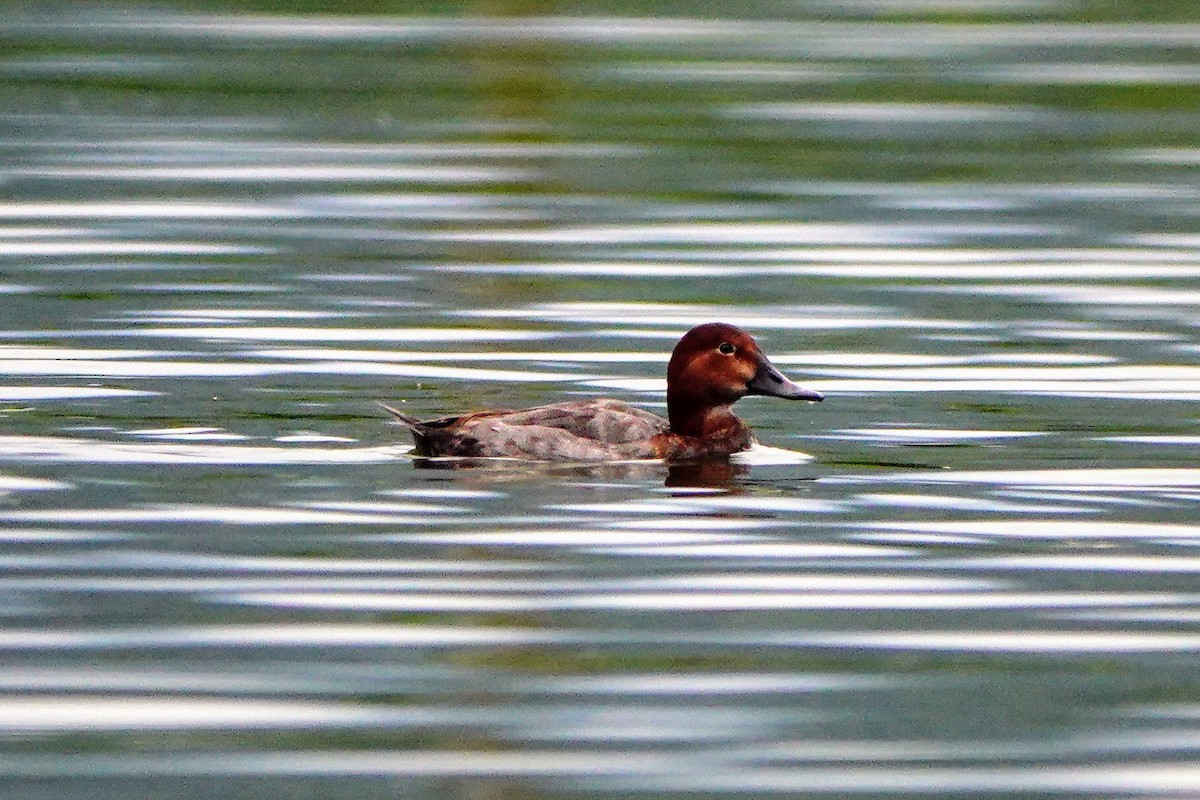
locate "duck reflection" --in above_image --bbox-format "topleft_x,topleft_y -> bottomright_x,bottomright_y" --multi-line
664,458 -> 746,489
409,454 -> 747,490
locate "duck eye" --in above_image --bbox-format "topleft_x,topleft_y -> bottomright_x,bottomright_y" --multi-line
717,342 -> 736,355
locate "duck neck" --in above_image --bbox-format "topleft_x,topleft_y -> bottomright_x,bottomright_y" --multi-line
667,392 -> 743,439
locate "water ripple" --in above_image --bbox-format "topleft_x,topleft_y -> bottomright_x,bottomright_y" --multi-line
0,436 -> 407,465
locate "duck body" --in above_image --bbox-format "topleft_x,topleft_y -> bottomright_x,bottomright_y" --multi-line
381,322 -> 823,463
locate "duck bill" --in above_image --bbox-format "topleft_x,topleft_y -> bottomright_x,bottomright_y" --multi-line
747,358 -> 824,402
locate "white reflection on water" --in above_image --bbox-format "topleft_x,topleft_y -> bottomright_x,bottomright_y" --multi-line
135,326 -> 554,342
384,487 -> 505,500
595,61 -> 858,84
1103,435 -> 1200,445
727,101 -> 1043,124
0,241 -> 265,256
804,378 -> 1200,400
590,542 -> 906,559
1018,325 -> 1180,343
821,427 -> 1044,443
0,530 -> 121,542
0,195 -> 533,225
0,386 -> 155,400
474,302 -> 972,331
816,0 -> 1062,13
430,220 -> 1051,246
0,748 -> 684,780
366,528 -> 907,559
0,357 -> 588,382
870,468 -> 1200,489
863,520 -> 1200,541
274,432 -> 358,443
0,474 -> 69,492
522,671 -> 897,695
1118,147 -> 1200,165
550,495 -> 841,515
255,347 -> 672,363
0,200 -> 296,219
219,589 -> 1189,614
0,663 -> 472,694
422,250 -> 1200,282
0,504 -> 461,525
0,550 -> 538,574
4,139 -> 637,159
0,345 -> 159,359
0,749 -> 1195,793
921,282 -> 1200,306
0,435 -> 407,465
759,180 -> 1200,205
853,493 -> 1087,515
392,530 -> 768,547
731,443 -> 818,466
15,165 -> 532,183
22,13 -> 1200,53
944,554 -> 1200,573
0,55 -> 181,78
0,696 -> 446,732
805,365 -> 1200,382
134,308 -> 343,320
969,62 -> 1200,85
0,623 -> 563,651
12,620 -> 1200,656
127,427 -> 249,441
504,706 -> 809,744
0,665 -> 894,697
771,629 -> 1200,654
605,762 -> 1200,795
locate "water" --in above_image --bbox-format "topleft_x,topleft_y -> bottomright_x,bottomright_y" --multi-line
2,2 -> 1200,797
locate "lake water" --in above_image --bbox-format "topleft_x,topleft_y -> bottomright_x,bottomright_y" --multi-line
2,2 -> 1200,798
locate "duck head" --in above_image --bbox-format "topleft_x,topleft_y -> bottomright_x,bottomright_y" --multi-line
665,322 -> 823,437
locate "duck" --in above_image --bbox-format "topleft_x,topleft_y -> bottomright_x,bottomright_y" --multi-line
379,322 -> 823,462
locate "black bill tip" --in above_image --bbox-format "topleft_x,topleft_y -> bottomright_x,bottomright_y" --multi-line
747,359 -> 824,402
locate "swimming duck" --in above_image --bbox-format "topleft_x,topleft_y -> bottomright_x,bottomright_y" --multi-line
380,322 -> 823,462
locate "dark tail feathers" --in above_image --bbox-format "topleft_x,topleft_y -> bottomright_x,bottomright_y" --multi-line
376,401 -> 425,432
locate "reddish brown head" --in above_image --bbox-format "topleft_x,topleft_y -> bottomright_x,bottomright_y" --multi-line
665,322 -> 823,437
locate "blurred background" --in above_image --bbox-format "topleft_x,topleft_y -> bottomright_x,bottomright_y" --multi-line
2,1 -> 1200,798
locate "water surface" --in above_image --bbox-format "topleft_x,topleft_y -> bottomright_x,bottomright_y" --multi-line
1,2 -> 1200,798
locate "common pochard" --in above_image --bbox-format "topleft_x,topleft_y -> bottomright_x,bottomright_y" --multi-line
380,322 -> 823,462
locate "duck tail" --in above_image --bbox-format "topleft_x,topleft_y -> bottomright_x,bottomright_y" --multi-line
376,401 -> 425,432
